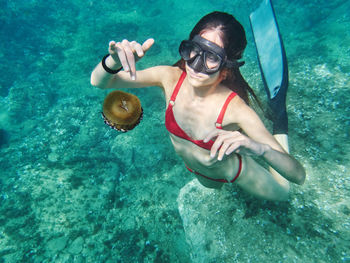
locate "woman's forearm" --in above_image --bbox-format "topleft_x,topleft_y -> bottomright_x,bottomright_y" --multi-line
90,55 -> 122,89
262,145 -> 306,185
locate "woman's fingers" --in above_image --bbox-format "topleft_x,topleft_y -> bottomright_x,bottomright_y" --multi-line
109,41 -> 124,68
109,41 -> 128,72
109,41 -> 115,51
142,38 -> 155,52
210,132 -> 237,158
203,129 -> 220,143
131,41 -> 144,58
121,40 -> 137,79
208,130 -> 244,160
206,129 -> 267,160
108,38 -> 155,80
225,143 -> 240,155
217,139 -> 235,161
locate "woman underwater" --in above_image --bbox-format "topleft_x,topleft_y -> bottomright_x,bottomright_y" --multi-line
91,11 -> 305,201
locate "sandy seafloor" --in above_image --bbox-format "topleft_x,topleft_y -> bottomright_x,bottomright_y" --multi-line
0,0 -> 349,262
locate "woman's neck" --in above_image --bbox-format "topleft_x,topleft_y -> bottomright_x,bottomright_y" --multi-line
189,79 -> 224,101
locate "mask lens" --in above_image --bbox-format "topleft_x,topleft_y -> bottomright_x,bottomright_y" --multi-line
179,41 -> 201,61
204,51 -> 222,70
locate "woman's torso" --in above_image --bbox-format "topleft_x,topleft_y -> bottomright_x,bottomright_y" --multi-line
163,68 -> 242,188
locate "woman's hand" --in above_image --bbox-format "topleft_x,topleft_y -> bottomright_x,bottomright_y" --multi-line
204,130 -> 270,161
109,38 -> 154,80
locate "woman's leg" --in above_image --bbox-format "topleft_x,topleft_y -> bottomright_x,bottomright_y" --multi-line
268,134 -> 290,190
235,154 -> 290,201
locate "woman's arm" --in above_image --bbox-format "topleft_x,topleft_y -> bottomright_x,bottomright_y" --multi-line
204,98 -> 306,185
90,39 -> 170,90
91,65 -> 170,90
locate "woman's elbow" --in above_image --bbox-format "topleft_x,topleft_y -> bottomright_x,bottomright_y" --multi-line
90,72 -> 98,86
90,75 -> 105,89
90,76 -> 97,87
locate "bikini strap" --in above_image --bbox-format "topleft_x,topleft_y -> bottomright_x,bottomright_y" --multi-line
169,71 -> 187,105
215,92 -> 237,128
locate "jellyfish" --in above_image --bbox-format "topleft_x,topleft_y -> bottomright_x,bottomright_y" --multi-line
102,90 -> 143,132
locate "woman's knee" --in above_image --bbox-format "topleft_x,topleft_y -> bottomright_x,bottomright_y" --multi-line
273,183 -> 290,201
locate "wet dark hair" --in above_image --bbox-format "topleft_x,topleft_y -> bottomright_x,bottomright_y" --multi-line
174,11 -> 261,107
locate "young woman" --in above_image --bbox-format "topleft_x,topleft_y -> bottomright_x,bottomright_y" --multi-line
91,11 -> 305,201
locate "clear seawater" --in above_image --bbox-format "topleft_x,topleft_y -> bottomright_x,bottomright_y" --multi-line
0,0 -> 349,262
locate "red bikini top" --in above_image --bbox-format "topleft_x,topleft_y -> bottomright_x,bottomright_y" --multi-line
165,71 -> 237,150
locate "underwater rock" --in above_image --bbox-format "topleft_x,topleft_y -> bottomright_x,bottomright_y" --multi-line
67,236 -> 84,255
46,235 -> 68,253
177,179 -> 289,262
177,179 -> 233,263
47,152 -> 59,162
0,128 -> 9,147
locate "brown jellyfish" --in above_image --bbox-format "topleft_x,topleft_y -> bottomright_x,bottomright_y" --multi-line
102,90 -> 143,132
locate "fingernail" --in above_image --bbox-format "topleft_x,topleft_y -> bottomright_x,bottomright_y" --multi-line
131,75 -> 136,81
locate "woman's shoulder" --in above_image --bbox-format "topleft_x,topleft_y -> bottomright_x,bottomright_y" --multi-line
143,65 -> 182,82
222,93 -> 257,126
153,66 -> 184,93
158,65 -> 183,80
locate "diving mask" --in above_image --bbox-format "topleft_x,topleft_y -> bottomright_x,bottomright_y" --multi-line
179,35 -> 244,75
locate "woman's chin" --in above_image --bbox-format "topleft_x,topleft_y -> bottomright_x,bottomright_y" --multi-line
187,72 -> 220,88
186,70 -> 206,85
187,76 -> 202,86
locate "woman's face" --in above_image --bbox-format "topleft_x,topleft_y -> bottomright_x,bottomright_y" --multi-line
185,30 -> 225,88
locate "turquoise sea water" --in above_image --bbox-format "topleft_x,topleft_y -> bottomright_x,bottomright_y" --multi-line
0,0 -> 349,262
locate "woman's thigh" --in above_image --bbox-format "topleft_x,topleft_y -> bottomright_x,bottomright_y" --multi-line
235,155 -> 290,201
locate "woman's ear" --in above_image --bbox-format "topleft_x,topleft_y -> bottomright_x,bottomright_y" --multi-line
219,68 -> 232,81
219,69 -> 227,81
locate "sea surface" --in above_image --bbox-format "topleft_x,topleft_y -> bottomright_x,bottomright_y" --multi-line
0,0 -> 349,262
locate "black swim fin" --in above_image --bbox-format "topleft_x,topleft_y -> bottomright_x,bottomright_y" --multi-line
249,0 -> 289,135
